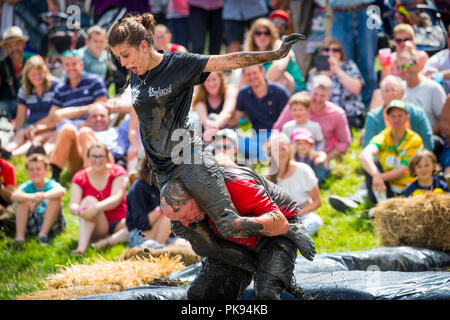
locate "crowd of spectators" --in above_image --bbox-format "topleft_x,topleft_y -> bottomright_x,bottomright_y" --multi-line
0,0 -> 449,251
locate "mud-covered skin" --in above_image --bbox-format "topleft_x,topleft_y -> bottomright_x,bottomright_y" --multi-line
171,220 -> 257,273
206,33 -> 307,72
284,220 -> 316,261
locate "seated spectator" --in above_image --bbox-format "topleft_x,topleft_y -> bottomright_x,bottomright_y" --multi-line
11,153 -> 66,246
290,127 -> 328,184
49,103 -> 134,182
359,100 -> 423,204
269,9 -> 289,39
0,26 -> 35,119
281,91 -> 325,151
6,55 -> 60,157
380,23 -> 429,80
48,49 -> 108,130
274,74 -> 352,169
192,71 -> 237,143
439,96 -> 450,184
399,50 -> 446,136
265,132 -> 322,236
124,156 -> 172,249
403,149 -> 449,197
211,128 -> 239,164
0,143 -> 16,232
243,17 -> 305,94
363,75 -> 434,151
424,25 -> 450,95
69,143 -> 128,255
154,24 -> 188,53
78,25 -> 109,81
307,37 -> 365,129
228,64 -> 291,161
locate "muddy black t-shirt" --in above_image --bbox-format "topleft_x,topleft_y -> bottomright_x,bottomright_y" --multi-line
130,51 -> 210,173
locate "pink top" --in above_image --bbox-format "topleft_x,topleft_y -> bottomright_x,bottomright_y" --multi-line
72,164 -> 127,222
273,101 -> 351,154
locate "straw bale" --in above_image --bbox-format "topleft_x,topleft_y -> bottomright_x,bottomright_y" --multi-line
18,254 -> 185,300
373,193 -> 450,251
120,246 -> 202,266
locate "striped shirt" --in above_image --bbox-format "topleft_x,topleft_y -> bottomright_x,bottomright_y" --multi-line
16,78 -> 60,124
369,128 -> 423,192
52,71 -> 107,119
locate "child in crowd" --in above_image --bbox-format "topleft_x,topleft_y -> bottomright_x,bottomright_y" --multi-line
291,127 -> 328,184
11,153 -> 66,246
281,91 -> 325,151
403,149 -> 449,197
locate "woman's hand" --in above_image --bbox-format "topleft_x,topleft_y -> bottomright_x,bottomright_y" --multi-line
328,55 -> 340,75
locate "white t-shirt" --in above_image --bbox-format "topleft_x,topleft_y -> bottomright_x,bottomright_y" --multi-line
425,48 -> 450,95
276,162 -> 318,205
403,76 -> 446,127
282,119 -> 325,151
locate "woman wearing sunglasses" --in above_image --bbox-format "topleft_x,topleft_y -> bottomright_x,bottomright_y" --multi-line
307,37 -> 365,129
69,142 -> 129,255
381,23 -> 429,80
243,18 -> 305,94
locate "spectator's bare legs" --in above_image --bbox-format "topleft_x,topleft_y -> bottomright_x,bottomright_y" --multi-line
93,219 -> 129,249
15,200 -> 31,241
50,124 -> 83,178
143,210 -> 171,244
73,196 -> 109,254
39,199 -> 62,238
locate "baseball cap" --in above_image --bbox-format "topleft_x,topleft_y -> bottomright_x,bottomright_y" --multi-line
269,10 -> 289,23
290,128 -> 314,145
386,100 -> 408,114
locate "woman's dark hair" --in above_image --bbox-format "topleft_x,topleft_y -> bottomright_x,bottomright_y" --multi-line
107,13 -> 156,50
137,156 -> 150,183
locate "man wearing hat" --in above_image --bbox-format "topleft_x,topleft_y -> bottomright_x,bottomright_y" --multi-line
359,100 -> 423,204
0,26 -> 34,119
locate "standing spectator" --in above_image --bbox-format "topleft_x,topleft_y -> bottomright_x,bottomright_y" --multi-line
269,9 -> 290,38
193,71 -> 237,143
359,100 -> 424,204
6,55 -> 60,157
222,0 -> 268,53
166,0 -> 190,49
154,24 -> 188,53
266,132 -> 322,236
188,0 -> 223,55
78,26 -> 109,81
11,153 -> 66,246
399,50 -> 446,136
0,26 -> 34,119
229,64 -> 291,160
69,143 -> 128,255
244,18 -> 306,94
329,0 -> 378,108
307,37 -> 365,129
281,91 -> 324,151
125,156 -> 172,248
424,26 -> 450,95
403,149 -> 448,197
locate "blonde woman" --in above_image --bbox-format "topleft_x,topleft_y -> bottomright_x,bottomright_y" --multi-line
266,132 -> 322,236
6,56 -> 61,156
193,71 -> 237,143
243,18 -> 305,93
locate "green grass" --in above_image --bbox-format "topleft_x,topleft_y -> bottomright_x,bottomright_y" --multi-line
0,130 -> 379,300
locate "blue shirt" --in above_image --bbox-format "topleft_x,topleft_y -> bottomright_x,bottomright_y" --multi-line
126,178 -> 160,231
363,103 -> 434,151
403,176 -> 448,197
329,0 -> 374,8
18,178 -> 62,215
16,78 -> 60,124
52,71 -> 107,119
236,81 -> 290,131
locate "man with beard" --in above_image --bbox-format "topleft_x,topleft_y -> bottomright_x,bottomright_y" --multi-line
0,26 -> 34,119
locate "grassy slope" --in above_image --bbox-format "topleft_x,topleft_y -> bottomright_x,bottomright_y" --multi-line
0,130 -> 379,300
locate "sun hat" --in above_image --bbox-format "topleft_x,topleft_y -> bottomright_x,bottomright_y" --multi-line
0,26 -> 29,46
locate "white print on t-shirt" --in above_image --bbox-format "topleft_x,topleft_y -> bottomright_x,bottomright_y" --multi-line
148,85 -> 172,99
